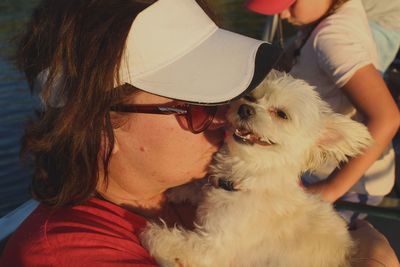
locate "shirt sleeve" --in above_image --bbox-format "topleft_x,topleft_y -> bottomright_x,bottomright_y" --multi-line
313,23 -> 373,88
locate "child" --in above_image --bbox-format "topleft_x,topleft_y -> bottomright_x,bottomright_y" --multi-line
246,0 -> 400,217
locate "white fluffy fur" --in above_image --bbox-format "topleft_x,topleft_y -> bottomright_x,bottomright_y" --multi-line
140,71 -> 373,267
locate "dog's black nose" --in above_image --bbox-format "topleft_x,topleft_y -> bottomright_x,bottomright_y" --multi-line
238,104 -> 255,119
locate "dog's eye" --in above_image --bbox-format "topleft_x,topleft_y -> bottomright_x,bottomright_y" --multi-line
276,109 -> 288,120
244,95 -> 257,103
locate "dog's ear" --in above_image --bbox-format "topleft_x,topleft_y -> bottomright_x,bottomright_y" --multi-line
305,113 -> 373,170
250,81 -> 267,100
266,69 -> 285,80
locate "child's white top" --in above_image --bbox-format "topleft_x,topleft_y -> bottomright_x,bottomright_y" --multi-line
291,0 -> 395,195
362,0 -> 400,31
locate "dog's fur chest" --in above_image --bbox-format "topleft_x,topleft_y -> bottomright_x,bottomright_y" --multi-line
196,173 -> 352,267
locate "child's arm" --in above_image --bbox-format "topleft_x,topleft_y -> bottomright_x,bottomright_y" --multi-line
306,64 -> 400,202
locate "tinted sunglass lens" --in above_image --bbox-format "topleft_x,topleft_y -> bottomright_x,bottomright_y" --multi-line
190,106 -> 217,132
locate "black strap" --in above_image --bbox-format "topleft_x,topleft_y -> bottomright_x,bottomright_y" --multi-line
217,179 -> 238,192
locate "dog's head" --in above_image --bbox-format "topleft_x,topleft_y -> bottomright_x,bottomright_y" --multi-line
225,71 -> 373,172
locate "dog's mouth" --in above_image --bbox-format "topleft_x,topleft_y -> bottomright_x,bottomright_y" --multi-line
233,128 -> 275,146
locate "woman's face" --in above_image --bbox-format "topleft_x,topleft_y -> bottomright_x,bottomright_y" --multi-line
106,91 -> 227,198
280,0 -> 332,26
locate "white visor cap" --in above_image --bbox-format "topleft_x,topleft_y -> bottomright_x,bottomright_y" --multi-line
119,0 -> 281,104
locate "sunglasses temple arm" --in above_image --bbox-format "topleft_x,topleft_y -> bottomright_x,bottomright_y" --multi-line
110,106 -> 187,115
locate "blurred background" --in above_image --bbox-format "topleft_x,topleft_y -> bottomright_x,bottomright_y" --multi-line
1,0 -> 399,257
0,0 -> 40,219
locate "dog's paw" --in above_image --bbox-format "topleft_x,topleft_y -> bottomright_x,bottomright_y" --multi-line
140,223 -> 186,267
154,257 -> 182,267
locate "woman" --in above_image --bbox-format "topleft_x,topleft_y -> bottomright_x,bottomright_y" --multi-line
1,0 -> 397,266
0,0 -> 278,265
247,0 -> 400,206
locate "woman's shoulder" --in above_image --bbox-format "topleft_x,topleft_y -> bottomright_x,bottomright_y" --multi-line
1,197 -> 158,266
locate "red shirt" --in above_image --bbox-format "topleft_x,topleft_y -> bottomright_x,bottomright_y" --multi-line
1,197 -> 158,266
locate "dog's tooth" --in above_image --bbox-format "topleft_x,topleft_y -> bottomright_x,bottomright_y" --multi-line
260,137 -> 271,144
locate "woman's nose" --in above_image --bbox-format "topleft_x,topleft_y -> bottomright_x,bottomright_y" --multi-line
280,9 -> 291,20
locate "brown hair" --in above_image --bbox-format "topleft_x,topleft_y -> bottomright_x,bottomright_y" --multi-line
18,0 -> 215,207
327,0 -> 350,15
18,0 -> 153,206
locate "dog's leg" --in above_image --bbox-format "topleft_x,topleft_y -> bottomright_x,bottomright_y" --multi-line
140,222 -> 226,267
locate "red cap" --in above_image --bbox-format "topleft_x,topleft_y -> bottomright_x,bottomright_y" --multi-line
245,0 -> 295,15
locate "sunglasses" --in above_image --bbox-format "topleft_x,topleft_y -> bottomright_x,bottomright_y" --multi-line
110,103 -> 218,134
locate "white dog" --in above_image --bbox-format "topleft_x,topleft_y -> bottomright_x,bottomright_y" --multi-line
140,72 -> 373,267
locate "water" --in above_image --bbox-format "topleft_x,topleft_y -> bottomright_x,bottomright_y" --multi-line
0,0 -> 40,217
